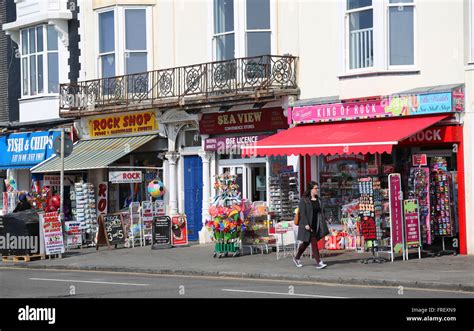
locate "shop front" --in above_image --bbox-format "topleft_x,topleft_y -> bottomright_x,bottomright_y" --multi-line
244,85 -> 467,256
0,130 -> 62,213
31,111 -> 167,248
199,107 -> 289,204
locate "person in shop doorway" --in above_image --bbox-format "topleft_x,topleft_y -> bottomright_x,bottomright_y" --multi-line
293,181 -> 329,269
13,193 -> 32,213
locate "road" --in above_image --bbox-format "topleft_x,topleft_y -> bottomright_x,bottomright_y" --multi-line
1,267 -> 473,298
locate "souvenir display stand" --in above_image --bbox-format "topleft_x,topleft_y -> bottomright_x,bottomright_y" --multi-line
408,166 -> 431,246
205,173 -> 251,258
72,182 -> 98,246
358,177 -> 386,263
140,201 -> 154,246
127,202 -> 142,247
430,157 -> 456,256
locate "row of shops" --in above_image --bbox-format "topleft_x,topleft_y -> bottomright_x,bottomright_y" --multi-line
0,83 -> 468,256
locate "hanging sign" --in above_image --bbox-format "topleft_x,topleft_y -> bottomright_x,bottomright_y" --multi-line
412,154 -> 427,166
171,215 -> 188,246
388,174 -> 405,259
152,216 -> 172,249
39,212 -> 65,255
97,182 -> 108,216
88,111 -> 157,137
109,171 -> 143,183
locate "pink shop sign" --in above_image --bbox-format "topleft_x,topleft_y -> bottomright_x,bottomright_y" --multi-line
291,101 -> 386,123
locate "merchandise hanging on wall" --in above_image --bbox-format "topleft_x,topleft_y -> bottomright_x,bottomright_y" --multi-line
430,157 -> 453,237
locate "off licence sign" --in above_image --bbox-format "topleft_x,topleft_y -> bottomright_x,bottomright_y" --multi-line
109,171 -> 142,183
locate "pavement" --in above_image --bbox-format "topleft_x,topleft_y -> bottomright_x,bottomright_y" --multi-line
1,243 -> 473,292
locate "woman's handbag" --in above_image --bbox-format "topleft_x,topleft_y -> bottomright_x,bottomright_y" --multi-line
294,208 -> 300,225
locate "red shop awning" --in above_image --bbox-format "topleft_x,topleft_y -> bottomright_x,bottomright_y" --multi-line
242,115 -> 449,157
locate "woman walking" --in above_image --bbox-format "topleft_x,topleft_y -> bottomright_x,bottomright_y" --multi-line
293,181 -> 329,269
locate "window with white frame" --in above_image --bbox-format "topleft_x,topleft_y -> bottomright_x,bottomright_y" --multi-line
213,0 -> 272,60
470,0 -> 474,63
20,25 -> 59,96
97,6 -> 150,78
344,0 -> 415,72
347,0 -> 374,70
388,0 -> 414,66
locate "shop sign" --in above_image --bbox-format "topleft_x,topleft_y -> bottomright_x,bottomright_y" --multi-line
388,174 -> 404,255
97,182 -> 108,216
204,134 -> 269,153
109,171 -> 143,183
40,212 -> 65,255
88,111 -> 157,137
412,154 -> 427,166
324,154 -> 368,163
291,92 -> 457,124
171,215 -> 188,246
42,175 -> 76,187
401,126 -> 463,146
0,131 -> 60,167
199,108 -> 288,134
404,199 -> 421,247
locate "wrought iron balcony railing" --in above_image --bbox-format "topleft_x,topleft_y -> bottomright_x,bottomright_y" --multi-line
60,54 -> 298,113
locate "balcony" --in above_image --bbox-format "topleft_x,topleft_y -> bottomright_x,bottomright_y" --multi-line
59,55 -> 299,117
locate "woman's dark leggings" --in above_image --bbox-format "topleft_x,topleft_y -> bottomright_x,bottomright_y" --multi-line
295,235 -> 321,263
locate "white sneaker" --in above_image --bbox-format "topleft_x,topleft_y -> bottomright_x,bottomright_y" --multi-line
316,261 -> 327,269
293,257 -> 303,268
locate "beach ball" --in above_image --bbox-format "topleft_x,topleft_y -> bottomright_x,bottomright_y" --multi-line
148,180 -> 165,198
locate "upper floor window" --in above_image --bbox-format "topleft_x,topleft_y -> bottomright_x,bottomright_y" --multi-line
213,0 -> 272,60
470,0 -> 474,63
344,0 -> 415,72
97,6 -> 150,78
20,25 -> 59,96
388,0 -> 414,66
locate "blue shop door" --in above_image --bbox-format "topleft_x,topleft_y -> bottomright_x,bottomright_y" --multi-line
184,156 -> 203,241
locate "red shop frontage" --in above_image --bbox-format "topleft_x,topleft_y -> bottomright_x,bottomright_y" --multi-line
244,87 -> 467,257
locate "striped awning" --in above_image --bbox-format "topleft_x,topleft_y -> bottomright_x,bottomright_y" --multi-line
31,135 -> 158,173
